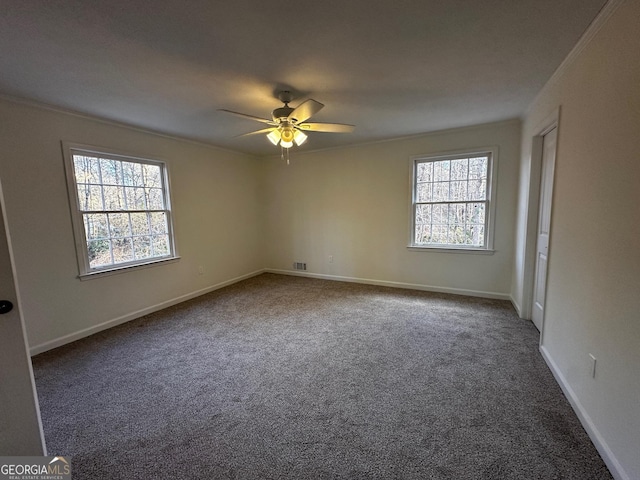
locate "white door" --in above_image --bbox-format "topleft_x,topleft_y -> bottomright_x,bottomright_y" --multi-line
532,127 -> 557,331
0,179 -> 46,455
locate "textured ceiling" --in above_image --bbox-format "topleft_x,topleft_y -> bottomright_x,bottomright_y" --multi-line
0,1 -> 607,155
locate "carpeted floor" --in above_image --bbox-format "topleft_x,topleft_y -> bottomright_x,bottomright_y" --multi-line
32,273 -> 612,479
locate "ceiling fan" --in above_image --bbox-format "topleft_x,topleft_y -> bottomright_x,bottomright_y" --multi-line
219,91 -> 354,151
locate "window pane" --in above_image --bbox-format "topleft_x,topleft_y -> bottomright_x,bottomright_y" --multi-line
74,156 -> 100,184
448,225 -> 467,244
103,185 -> 126,210
468,179 -> 487,201
448,203 -> 466,226
146,188 -> 164,210
133,236 -> 152,260
414,224 -> 431,245
450,158 -> 468,180
88,240 -> 112,268
152,235 -> 170,256
450,181 -> 467,201
433,160 -> 450,182
431,225 -> 447,244
416,183 -> 432,202
469,157 -> 487,179
142,164 -> 162,188
125,187 -> 147,210
415,204 -> 431,224
466,203 -> 486,225
130,212 -> 150,236
468,224 -> 485,246
108,213 -> 131,238
77,184 -> 104,211
432,204 -> 447,224
84,213 -> 109,240
100,158 -> 121,186
416,162 -> 433,183
112,238 -> 134,264
432,182 -> 449,202
466,226 -> 479,245
122,162 -> 144,187
149,212 -> 168,234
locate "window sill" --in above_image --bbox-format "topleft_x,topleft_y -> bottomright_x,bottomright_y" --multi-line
78,256 -> 181,280
407,246 -> 495,255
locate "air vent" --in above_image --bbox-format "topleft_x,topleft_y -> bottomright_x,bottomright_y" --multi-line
293,262 -> 307,271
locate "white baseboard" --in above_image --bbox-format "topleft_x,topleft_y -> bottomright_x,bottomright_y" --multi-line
539,345 -> 630,480
29,269 -> 265,356
266,268 -> 511,300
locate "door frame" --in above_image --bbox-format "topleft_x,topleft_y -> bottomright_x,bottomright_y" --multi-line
0,176 -> 47,454
521,107 -> 560,342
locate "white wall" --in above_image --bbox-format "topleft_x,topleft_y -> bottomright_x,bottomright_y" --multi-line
512,1 -> 640,478
0,98 -> 264,352
263,120 -> 521,298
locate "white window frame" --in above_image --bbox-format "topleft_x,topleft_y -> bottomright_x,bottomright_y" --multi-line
408,147 -> 498,253
62,142 -> 179,279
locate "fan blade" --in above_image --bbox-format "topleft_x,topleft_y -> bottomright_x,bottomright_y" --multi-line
297,122 -> 355,133
218,109 -> 275,124
288,99 -> 324,123
237,127 -> 277,137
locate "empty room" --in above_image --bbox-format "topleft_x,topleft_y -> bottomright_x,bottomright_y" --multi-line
0,1 -> 638,479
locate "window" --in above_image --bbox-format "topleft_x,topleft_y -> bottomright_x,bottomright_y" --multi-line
410,149 -> 496,251
63,143 -> 177,277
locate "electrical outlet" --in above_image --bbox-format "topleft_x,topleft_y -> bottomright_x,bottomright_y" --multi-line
589,354 -> 597,378
328,255 -> 334,263
198,265 -> 204,275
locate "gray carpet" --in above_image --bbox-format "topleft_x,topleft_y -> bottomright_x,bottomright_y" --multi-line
32,273 -> 612,479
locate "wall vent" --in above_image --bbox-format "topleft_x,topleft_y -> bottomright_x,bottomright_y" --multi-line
293,262 -> 307,271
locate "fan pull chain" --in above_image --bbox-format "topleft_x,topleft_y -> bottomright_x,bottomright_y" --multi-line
281,146 -> 290,165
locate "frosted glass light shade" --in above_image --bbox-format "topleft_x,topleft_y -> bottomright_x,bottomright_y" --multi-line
293,130 -> 308,146
267,130 -> 281,145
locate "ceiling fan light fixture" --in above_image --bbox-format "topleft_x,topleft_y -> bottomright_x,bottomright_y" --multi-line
221,92 -> 354,158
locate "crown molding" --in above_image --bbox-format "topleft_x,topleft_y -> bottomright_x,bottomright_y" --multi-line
526,0 -> 625,114
0,93 -> 254,157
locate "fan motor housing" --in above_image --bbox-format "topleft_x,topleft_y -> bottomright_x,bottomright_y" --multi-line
272,106 -> 294,122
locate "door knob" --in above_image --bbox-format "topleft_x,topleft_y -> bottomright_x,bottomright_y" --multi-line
0,300 -> 13,314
